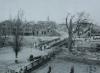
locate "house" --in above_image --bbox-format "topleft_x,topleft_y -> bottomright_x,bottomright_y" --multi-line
0,20 -> 60,36
0,20 -> 12,35
23,23 -> 33,35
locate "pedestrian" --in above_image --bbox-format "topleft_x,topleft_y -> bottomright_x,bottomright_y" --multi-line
47,66 -> 52,73
70,66 -> 74,73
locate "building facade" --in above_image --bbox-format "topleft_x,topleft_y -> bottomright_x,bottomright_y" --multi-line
0,20 -> 60,36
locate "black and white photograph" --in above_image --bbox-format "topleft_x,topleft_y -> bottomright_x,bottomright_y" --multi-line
0,0 -> 100,73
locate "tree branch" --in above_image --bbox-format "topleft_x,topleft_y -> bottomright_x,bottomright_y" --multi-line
65,15 -> 69,30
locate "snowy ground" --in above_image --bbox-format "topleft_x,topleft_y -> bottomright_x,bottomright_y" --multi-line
8,36 -> 60,46
1,36 -> 100,73
0,46 -> 53,72
32,47 -> 100,73
0,36 -> 59,73
33,59 -> 100,73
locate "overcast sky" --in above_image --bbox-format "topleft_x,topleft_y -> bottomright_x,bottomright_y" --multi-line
0,0 -> 100,24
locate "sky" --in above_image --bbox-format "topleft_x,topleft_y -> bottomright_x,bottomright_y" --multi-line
0,0 -> 100,24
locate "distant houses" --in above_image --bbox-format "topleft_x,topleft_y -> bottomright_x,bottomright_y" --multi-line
0,20 -> 60,36
72,23 -> 100,52
0,20 -> 12,35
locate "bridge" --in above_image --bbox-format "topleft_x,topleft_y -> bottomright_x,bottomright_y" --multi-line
36,37 -> 68,50
6,37 -> 68,73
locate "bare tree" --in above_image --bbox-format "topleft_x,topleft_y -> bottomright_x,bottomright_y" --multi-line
65,12 -> 91,52
74,12 -> 91,37
66,14 -> 74,52
11,10 -> 24,63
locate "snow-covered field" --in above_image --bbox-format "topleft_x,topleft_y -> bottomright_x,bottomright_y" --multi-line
32,47 -> 100,73
33,59 -> 100,73
7,36 -> 60,46
0,47 -> 53,72
0,36 -> 59,73
1,36 -> 100,73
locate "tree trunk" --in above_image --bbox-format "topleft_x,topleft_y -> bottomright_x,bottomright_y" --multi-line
15,51 -> 18,63
68,32 -> 73,52
68,22 -> 73,52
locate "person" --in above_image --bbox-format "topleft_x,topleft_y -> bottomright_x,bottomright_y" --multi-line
47,66 -> 52,73
70,66 -> 74,73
